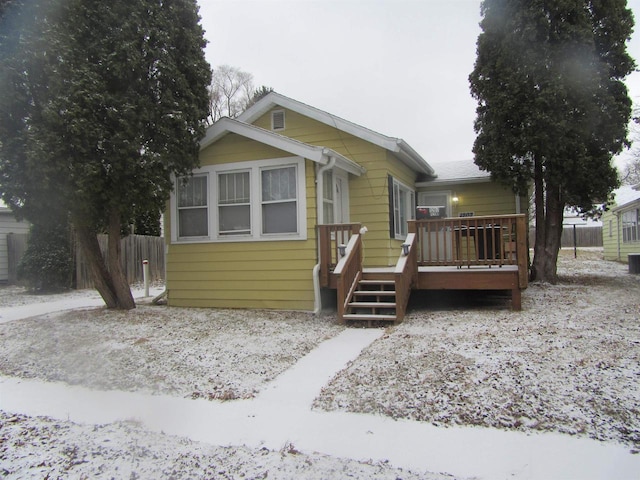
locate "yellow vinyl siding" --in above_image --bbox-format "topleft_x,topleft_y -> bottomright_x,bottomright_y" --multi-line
167,239 -> 317,310
254,107 -> 415,267
166,132 -> 320,311
418,182 -> 520,217
200,132 -> 290,166
602,210 -> 617,261
602,206 -> 640,262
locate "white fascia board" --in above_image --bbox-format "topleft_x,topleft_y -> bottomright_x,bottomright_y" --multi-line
326,149 -> 366,176
612,197 -> 640,213
200,118 -> 364,176
241,93 -> 398,149
395,139 -> 436,176
239,92 -> 431,175
416,176 -> 492,188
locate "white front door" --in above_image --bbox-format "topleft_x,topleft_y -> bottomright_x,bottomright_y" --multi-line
322,169 -> 350,225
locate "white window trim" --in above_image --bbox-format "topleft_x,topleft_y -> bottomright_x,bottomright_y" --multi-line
621,207 -> 640,244
170,156 -> 307,243
392,178 -> 415,240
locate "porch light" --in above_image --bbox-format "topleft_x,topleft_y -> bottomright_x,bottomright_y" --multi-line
452,195 -> 459,203
338,244 -> 347,257
401,243 -> 410,256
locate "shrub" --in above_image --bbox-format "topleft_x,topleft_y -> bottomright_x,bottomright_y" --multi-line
18,222 -> 72,292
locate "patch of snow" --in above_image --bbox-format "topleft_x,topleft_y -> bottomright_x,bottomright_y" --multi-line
0,249 -> 639,479
0,285 -> 165,323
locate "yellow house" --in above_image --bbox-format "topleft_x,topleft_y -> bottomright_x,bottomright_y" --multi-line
165,93 -> 528,321
602,184 -> 640,262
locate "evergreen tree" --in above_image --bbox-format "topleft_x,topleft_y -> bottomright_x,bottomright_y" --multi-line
469,0 -> 635,282
19,220 -> 73,293
0,0 -> 211,308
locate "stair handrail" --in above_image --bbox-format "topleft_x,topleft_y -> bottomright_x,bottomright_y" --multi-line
317,223 -> 361,288
334,233 -> 363,323
394,233 -> 417,323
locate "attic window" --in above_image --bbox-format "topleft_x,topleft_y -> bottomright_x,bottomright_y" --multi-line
271,110 -> 285,131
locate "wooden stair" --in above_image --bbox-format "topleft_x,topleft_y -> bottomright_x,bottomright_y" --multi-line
343,275 -> 398,326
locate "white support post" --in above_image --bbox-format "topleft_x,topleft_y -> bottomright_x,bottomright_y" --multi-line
142,259 -> 150,297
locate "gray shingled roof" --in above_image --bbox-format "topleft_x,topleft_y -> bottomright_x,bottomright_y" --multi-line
418,159 -> 490,185
612,184 -> 640,211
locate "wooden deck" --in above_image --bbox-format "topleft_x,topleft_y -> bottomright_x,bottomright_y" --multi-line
318,215 -> 528,324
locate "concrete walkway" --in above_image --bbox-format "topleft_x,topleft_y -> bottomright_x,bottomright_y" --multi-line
0,286 -> 165,324
1,324 -> 639,479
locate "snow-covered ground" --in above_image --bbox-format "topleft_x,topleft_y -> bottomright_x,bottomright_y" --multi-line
315,249 -> 640,450
1,249 -> 639,479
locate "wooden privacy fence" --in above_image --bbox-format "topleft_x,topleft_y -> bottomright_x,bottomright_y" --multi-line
528,226 -> 603,248
6,232 -> 164,287
75,234 -> 165,289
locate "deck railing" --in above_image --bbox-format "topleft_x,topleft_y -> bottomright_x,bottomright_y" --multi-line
409,214 -> 528,287
394,232 -> 418,322
334,234 -> 363,323
317,223 -> 361,287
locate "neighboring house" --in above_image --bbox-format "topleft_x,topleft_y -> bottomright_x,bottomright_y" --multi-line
602,184 -> 640,262
0,201 -> 30,283
165,92 -> 528,321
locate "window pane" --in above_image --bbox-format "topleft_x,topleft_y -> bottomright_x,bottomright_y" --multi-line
179,208 -> 208,237
323,201 -> 334,224
262,167 -> 296,201
323,170 -> 333,201
399,188 -> 407,236
219,171 -> 250,204
178,176 -> 207,207
219,205 -> 250,235
263,202 -> 297,234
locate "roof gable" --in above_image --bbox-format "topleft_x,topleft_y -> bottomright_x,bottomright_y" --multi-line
200,117 -> 365,176
238,92 -> 435,176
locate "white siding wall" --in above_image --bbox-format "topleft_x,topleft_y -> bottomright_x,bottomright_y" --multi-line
0,211 -> 30,282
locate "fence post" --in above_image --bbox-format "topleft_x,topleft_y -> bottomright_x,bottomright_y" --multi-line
142,259 -> 149,297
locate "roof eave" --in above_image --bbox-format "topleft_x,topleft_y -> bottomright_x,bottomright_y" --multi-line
394,140 -> 436,176
416,176 -> 492,188
612,197 -> 640,213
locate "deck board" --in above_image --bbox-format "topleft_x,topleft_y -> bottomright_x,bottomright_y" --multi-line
416,265 -> 519,291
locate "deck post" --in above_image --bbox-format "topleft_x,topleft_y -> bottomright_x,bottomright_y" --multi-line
512,287 -> 522,310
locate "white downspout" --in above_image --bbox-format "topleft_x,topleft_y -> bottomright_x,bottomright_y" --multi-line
312,156 -> 336,315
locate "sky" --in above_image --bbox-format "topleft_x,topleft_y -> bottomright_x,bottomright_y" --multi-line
197,0 -> 640,168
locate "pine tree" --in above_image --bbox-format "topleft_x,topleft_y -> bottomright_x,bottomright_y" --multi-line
0,0 -> 211,308
469,0 -> 635,282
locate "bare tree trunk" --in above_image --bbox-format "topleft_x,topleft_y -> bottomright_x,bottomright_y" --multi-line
531,155 -> 545,281
73,210 -> 135,310
540,183 -> 563,283
531,168 -> 564,283
74,224 -> 119,308
107,208 -> 135,310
